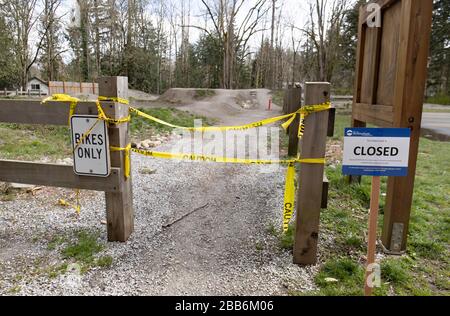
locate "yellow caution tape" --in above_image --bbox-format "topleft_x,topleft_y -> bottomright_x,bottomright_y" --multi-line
58,189 -> 81,214
132,148 -> 325,165
96,100 -> 131,125
283,163 -> 296,233
98,96 -> 130,105
73,119 -> 101,153
111,144 -> 132,179
42,94 -> 80,126
130,107 -> 299,132
298,114 -> 306,139
130,102 -> 331,134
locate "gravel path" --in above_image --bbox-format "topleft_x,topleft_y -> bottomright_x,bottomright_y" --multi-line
0,95 -> 323,296
0,151 -> 320,296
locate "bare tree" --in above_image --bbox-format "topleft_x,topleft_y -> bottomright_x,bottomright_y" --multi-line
195,0 -> 270,89
294,0 -> 349,82
40,0 -> 65,81
269,0 -> 276,89
0,0 -> 54,89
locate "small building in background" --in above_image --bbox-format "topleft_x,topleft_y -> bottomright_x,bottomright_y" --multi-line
26,77 -> 49,96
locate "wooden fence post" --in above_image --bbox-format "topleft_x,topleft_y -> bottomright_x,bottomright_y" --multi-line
100,77 -> 134,242
286,87 -> 302,156
381,0 -> 433,254
294,82 -> 330,265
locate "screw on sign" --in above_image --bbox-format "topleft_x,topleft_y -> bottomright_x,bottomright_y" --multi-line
343,128 -> 411,296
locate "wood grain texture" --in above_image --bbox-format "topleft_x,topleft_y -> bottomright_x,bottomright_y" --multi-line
360,27 -> 382,105
382,0 -> 433,252
0,160 -> 122,192
294,82 -> 330,265
0,99 -> 126,126
286,87 -> 302,156
353,103 -> 394,127
376,1 -> 402,106
101,77 -> 135,242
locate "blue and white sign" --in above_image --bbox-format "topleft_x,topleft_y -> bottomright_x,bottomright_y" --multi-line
343,128 -> 411,177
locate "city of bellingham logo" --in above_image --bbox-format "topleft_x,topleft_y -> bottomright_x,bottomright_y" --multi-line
346,130 -> 353,137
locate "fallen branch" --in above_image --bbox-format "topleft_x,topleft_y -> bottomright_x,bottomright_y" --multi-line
163,203 -> 210,229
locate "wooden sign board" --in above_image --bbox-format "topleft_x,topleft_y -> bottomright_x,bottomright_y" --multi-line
352,0 -> 433,253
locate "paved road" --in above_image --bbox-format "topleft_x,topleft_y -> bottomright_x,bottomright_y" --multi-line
422,112 -> 450,141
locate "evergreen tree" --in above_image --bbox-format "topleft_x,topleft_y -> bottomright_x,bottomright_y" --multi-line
0,16 -> 20,88
428,0 -> 450,96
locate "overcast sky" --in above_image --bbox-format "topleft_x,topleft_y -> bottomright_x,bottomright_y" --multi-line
56,0 -> 353,61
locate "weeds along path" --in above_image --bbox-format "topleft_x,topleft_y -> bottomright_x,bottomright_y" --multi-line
0,91 -> 320,295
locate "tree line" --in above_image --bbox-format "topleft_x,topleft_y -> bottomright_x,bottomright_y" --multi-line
0,0 -> 448,98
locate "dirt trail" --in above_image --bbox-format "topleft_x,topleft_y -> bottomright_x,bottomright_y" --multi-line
136,88 -> 282,126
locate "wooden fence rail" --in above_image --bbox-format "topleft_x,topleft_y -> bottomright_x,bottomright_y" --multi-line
0,77 -> 134,242
0,89 -> 47,97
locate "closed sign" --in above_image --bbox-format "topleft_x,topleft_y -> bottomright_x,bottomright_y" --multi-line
343,128 -> 411,177
71,115 -> 111,177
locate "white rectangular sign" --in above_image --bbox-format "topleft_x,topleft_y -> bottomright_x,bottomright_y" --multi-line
343,128 -> 411,177
71,115 -> 111,177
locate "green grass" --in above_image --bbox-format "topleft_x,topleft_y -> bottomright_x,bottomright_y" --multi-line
44,230 -> 115,273
426,94 -> 450,105
0,124 -> 71,161
62,231 -> 104,264
130,107 -> 216,139
313,258 -> 366,296
96,256 -> 114,268
299,114 -> 450,296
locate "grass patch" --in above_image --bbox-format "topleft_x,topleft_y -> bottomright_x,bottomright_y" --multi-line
96,256 -> 114,268
41,230 -> 115,274
426,94 -> 450,105
47,263 -> 69,279
195,89 -> 216,99
130,107 -> 216,140
62,231 -> 104,264
280,224 -> 295,250
0,124 -> 71,161
313,258 -> 365,296
381,259 -> 410,286
301,113 -> 450,296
